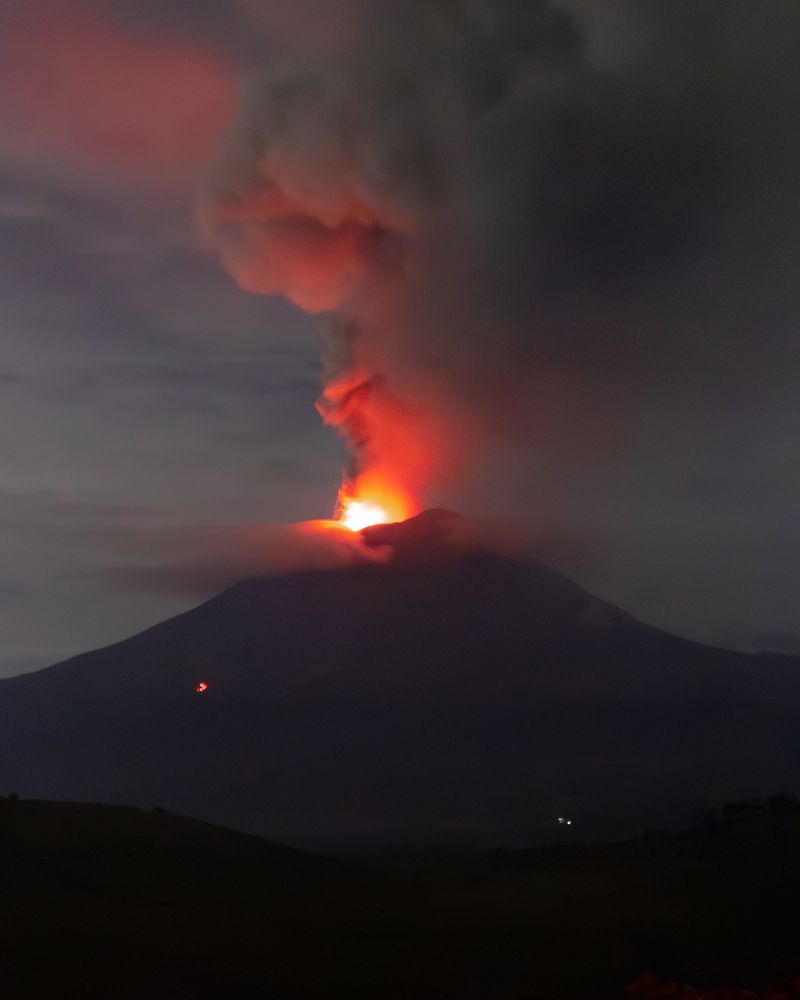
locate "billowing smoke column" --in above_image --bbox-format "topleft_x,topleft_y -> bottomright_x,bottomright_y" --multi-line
200,49 -> 444,522
201,0 -> 800,531
199,1 -> 588,520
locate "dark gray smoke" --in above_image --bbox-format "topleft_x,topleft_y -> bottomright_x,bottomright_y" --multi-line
202,0 -> 800,650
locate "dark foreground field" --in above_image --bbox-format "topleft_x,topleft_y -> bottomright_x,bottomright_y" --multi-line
1,797 -> 799,999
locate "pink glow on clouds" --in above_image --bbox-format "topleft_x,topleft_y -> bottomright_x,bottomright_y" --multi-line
0,0 -> 237,192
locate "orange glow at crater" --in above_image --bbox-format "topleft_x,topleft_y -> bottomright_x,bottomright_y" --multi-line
195,681 -> 209,693
340,499 -> 390,532
336,475 -> 417,532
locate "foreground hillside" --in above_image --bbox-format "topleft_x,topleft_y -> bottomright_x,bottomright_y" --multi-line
1,512 -> 799,850
1,797 -> 799,999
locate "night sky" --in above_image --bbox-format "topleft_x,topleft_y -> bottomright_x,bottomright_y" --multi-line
0,0 -> 798,677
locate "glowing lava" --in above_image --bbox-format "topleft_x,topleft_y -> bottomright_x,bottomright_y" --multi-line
196,681 -> 208,693
340,499 -> 391,532
336,476 -> 417,532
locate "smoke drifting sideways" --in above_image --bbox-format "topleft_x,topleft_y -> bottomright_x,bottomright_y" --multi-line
201,0 -> 800,535
100,510 -> 502,598
100,519 -> 383,599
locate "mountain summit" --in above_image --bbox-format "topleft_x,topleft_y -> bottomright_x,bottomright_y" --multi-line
1,511 -> 798,850
361,507 -> 467,557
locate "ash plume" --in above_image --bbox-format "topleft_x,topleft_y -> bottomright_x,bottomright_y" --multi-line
201,0 -> 587,508
199,0 -> 800,652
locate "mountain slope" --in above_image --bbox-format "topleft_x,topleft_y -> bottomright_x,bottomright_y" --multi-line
1,511 -> 798,849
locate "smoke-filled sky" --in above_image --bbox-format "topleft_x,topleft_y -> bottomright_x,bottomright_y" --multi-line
0,0 -> 798,677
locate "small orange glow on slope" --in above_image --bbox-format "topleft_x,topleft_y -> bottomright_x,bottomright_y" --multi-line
336,475 -> 417,532
196,681 -> 208,693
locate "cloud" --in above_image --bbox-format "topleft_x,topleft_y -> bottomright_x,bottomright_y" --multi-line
0,0 -> 237,194
0,157 -> 344,676
97,519 -> 377,597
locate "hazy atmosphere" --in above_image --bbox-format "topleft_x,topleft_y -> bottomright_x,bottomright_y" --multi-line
3,6 -> 800,997
1,0 -> 798,677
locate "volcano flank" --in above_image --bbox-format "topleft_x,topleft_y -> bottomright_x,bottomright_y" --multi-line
1,511 -> 798,851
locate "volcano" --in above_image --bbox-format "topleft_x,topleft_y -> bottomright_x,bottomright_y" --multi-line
2,510 -> 798,851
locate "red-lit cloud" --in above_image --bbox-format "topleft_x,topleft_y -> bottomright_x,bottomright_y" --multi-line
0,0 -> 236,192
